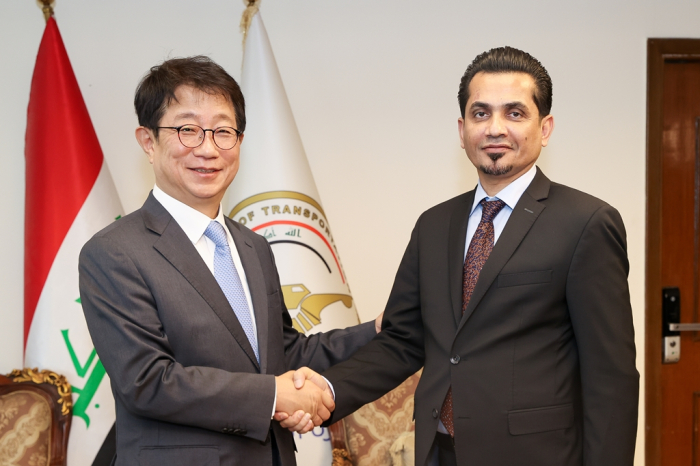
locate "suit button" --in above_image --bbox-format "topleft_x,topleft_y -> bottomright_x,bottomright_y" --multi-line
222,428 -> 230,433
450,355 -> 460,364
432,408 -> 438,418
232,429 -> 247,436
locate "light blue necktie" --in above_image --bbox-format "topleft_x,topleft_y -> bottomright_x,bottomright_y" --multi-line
204,221 -> 259,362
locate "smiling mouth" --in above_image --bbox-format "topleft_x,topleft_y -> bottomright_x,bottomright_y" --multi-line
192,168 -> 219,174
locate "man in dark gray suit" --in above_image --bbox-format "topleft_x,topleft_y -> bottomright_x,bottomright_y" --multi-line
321,47 -> 639,466
79,56 -> 378,466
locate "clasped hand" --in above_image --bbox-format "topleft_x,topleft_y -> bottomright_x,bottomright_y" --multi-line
274,367 -> 334,434
274,312 -> 383,433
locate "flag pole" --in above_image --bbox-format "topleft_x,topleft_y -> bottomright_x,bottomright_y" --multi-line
37,0 -> 55,21
240,0 -> 260,49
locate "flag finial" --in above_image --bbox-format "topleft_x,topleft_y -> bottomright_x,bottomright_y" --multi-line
240,0 -> 261,49
37,0 -> 55,22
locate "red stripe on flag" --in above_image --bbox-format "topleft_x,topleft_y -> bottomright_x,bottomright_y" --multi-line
252,220 -> 345,284
24,18 -> 103,347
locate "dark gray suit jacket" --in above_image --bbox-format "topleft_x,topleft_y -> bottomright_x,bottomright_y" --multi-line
324,169 -> 639,466
79,193 -> 376,466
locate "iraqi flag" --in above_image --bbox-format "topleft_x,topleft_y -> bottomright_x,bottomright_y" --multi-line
24,17 -> 122,466
224,11 -> 361,465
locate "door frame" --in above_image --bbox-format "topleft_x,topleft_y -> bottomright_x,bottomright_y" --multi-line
645,38 -> 700,466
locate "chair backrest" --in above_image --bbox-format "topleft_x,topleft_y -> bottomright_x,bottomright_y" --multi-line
0,368 -> 73,466
330,370 -> 421,466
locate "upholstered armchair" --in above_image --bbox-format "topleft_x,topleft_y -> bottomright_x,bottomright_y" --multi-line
329,370 -> 421,466
0,368 -> 73,466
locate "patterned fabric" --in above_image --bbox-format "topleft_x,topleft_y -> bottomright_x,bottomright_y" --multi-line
204,221 -> 259,362
0,391 -> 51,466
342,371 -> 421,466
440,199 -> 506,437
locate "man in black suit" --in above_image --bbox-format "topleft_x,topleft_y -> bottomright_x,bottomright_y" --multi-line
320,46 -> 639,466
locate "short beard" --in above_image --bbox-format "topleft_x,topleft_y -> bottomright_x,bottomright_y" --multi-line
479,153 -> 513,176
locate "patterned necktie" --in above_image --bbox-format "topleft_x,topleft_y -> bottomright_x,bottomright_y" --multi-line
440,199 -> 507,437
204,221 -> 259,362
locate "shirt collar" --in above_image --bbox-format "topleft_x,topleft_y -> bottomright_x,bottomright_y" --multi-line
152,185 -> 228,245
470,164 -> 538,215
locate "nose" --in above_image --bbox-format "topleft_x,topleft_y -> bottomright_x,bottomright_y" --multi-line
486,114 -> 507,138
194,130 -> 219,156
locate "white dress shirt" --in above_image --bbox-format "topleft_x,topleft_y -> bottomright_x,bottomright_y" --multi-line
152,187 -> 277,413
438,164 -> 537,435
152,186 -> 258,338
465,164 -> 538,254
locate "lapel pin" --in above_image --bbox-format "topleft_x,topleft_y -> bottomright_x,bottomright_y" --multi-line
524,208 -> 534,213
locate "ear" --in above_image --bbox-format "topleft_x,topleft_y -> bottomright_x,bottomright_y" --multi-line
457,118 -> 466,150
135,127 -> 157,164
540,115 -> 554,147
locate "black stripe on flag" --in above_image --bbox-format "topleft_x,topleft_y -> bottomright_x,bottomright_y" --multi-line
92,422 -> 116,466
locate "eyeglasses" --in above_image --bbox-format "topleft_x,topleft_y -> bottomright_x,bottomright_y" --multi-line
157,124 -> 242,150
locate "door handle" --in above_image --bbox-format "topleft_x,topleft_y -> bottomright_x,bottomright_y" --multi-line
662,287 -> 700,363
669,323 -> 700,331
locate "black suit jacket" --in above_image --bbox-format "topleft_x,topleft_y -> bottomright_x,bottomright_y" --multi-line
324,168 -> 638,466
79,193 -> 376,466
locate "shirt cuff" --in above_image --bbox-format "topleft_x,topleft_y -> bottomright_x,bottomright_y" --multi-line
271,379 -> 277,419
322,376 -> 335,400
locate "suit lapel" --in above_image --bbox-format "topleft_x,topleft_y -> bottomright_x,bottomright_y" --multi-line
142,194 -> 260,370
448,190 -> 475,325
457,169 -> 551,333
226,217 -> 270,375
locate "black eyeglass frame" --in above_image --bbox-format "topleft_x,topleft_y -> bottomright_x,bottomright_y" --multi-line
156,124 -> 243,150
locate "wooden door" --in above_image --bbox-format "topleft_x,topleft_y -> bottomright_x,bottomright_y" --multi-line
647,39 -> 700,466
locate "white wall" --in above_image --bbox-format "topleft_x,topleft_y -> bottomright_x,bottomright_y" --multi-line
3,1 -> 700,463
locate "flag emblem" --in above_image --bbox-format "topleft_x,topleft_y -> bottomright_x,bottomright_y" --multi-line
230,191 -> 358,334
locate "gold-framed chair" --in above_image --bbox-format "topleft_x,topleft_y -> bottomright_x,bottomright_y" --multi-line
0,368 -> 73,466
329,370 -> 421,466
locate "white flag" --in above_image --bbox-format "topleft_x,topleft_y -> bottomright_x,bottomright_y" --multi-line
225,11 -> 360,464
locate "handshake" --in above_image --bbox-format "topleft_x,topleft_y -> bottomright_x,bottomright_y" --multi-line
274,367 -> 334,434
273,311 -> 382,433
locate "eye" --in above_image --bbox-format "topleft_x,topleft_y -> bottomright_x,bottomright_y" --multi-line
508,111 -> 524,118
473,111 -> 487,118
180,125 -> 198,134
215,127 -> 236,135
